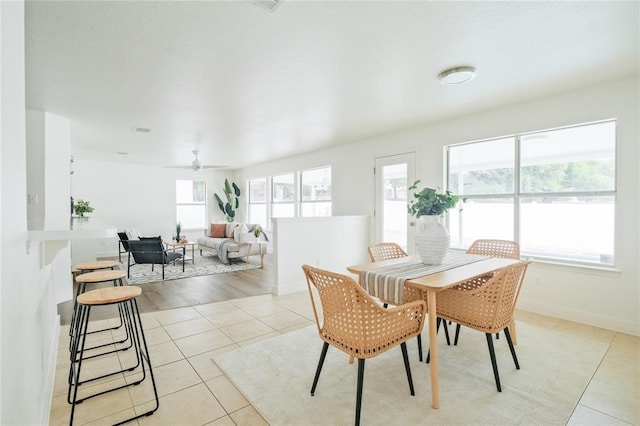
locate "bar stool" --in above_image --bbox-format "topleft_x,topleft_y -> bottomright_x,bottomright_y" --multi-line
68,286 -> 159,425
75,260 -> 119,273
70,270 -> 128,355
70,261 -> 120,337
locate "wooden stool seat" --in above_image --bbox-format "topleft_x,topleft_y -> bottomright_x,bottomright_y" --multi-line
75,260 -> 119,271
75,269 -> 127,283
77,286 -> 141,306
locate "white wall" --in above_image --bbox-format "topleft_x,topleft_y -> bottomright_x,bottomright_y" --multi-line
237,77 -> 640,335
70,159 -> 236,261
1,1 -> 60,423
272,216 -> 370,295
26,110 -> 73,303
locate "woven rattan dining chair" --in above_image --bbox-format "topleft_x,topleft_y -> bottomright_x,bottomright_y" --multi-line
302,264 -> 426,426
432,261 -> 530,392
368,242 -> 451,361
456,239 -> 522,344
367,242 -> 408,263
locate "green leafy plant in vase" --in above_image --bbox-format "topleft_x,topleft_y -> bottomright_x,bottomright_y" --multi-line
74,199 -> 94,217
214,178 -> 241,222
175,222 -> 182,242
408,180 -> 463,264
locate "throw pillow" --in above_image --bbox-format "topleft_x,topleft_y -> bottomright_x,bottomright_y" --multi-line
234,223 -> 249,242
226,222 -> 240,238
210,223 -> 226,238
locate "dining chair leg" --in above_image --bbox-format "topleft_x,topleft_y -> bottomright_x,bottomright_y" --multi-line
509,320 -> 518,345
454,323 -> 461,346
504,327 -> 520,369
442,319 -> 451,345
310,342 -> 329,396
355,358 -> 365,426
400,342 -> 415,396
485,333 -> 502,392
416,334 -> 423,362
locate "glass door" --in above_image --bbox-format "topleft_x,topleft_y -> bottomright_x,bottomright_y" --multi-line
374,153 -> 416,253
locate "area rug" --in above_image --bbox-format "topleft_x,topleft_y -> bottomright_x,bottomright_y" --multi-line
124,254 -> 261,285
214,322 -> 608,425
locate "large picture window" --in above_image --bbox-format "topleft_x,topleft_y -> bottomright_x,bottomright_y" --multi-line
248,177 -> 268,229
272,173 -> 295,218
300,167 -> 332,216
176,180 -> 206,230
448,120 -> 616,266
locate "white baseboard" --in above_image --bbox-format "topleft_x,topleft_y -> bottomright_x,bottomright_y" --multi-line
518,299 -> 639,336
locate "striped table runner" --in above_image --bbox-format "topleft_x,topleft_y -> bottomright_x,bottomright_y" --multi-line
362,251 -> 489,305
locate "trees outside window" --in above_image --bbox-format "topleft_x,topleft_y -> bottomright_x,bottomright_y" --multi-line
448,120 -> 616,266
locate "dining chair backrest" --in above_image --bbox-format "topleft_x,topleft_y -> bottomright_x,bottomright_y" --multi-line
437,261 -> 530,333
466,239 -> 520,260
302,264 -> 425,359
368,242 -> 408,262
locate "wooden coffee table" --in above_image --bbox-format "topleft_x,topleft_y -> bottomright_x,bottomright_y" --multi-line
164,240 -> 196,264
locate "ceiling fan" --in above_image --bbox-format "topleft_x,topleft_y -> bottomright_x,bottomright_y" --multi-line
166,149 -> 226,171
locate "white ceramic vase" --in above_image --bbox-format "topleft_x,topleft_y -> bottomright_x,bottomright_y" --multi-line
415,215 -> 450,265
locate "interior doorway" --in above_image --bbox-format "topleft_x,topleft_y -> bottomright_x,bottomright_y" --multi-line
374,153 -> 416,253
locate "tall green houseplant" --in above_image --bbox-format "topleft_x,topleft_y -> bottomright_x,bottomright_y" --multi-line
214,178 -> 241,222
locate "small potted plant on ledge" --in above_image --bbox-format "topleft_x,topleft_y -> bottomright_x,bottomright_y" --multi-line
408,180 -> 462,264
73,199 -> 94,217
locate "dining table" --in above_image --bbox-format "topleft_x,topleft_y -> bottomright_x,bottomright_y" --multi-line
347,251 -> 520,409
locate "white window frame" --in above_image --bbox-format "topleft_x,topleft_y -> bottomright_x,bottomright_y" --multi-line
176,179 -> 207,231
300,166 -> 332,217
446,119 -> 616,267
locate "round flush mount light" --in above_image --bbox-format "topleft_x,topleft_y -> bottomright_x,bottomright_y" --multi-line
438,66 -> 477,85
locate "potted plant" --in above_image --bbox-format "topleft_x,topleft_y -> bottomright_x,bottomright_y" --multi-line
214,178 -> 241,222
73,199 -> 94,217
408,180 -> 462,264
175,222 -> 182,242
252,224 -> 262,238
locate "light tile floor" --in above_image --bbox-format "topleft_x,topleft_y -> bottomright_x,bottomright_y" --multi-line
51,292 -> 639,425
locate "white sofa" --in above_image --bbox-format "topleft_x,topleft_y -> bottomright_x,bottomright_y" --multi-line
197,222 -> 268,266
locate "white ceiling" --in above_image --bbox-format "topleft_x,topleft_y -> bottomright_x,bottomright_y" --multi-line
25,1 -> 639,170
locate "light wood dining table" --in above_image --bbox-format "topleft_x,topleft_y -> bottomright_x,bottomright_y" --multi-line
347,254 -> 520,409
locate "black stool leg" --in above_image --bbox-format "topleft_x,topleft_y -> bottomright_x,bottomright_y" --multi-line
417,334 -> 423,362
68,295 -> 159,424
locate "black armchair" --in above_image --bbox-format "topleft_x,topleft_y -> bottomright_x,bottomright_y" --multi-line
117,232 -> 130,263
127,238 -> 184,280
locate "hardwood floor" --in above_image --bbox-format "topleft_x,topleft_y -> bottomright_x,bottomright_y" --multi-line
57,254 -> 273,325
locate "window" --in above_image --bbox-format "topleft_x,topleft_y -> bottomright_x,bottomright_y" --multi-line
448,120 -> 616,266
176,180 -> 206,230
272,173 -> 295,218
300,167 -> 332,216
248,177 -> 268,229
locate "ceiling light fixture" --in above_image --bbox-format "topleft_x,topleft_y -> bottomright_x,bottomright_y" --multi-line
438,66 -> 477,85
